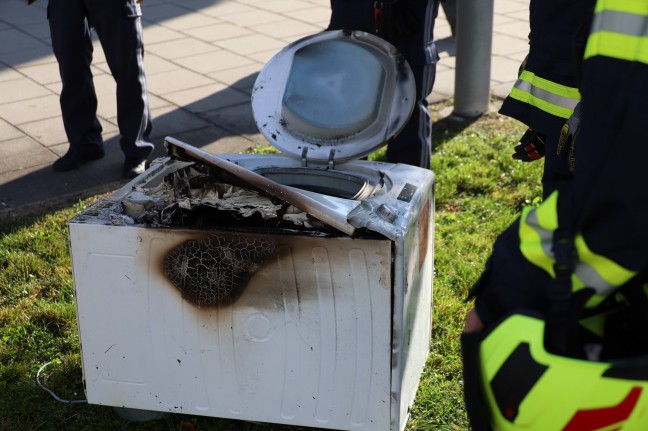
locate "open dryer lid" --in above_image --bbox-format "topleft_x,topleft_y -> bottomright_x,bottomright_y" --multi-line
251,30 -> 416,164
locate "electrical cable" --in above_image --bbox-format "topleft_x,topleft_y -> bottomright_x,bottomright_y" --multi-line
36,360 -> 88,404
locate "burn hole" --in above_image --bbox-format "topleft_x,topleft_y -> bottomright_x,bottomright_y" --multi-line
164,235 -> 276,306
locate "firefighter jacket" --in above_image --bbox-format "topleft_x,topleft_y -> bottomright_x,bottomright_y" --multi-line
471,0 -> 648,339
500,0 -> 595,135
499,0 -> 596,195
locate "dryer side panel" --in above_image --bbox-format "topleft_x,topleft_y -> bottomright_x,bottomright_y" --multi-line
69,224 -> 393,431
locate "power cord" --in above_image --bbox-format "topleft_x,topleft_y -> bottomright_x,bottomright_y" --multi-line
36,360 -> 88,404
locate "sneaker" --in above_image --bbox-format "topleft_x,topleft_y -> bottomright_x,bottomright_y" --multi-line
53,149 -> 105,172
122,157 -> 147,179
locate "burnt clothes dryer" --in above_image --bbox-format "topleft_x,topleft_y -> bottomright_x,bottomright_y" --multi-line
68,30 -> 435,431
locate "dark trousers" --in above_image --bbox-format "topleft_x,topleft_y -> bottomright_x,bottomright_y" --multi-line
328,0 -> 440,169
47,0 -> 153,160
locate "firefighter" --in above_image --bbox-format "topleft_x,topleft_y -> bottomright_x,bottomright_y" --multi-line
328,0 -> 441,169
461,1 -> 648,429
501,0 -> 596,197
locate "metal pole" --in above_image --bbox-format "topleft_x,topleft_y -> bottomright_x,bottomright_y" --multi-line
452,0 -> 494,118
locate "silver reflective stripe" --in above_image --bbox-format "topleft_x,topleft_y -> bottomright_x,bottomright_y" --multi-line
591,9 -> 648,38
424,0 -> 437,64
573,262 -> 617,297
514,79 -> 580,111
525,210 -> 554,258
526,210 -> 615,295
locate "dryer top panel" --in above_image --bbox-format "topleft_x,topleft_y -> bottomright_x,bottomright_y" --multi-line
252,30 -> 416,165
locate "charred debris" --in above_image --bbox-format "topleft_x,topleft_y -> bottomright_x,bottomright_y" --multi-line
93,162 -> 343,235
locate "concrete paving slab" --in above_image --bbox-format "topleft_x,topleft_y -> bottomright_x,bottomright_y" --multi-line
146,37 -> 221,60
148,93 -> 174,111
492,81 -> 516,100
282,6 -> 330,26
0,92 -> 58,124
162,124 -> 255,153
0,65 -> 25,82
161,12 -> 223,31
0,0 -> 533,215
431,69 -> 455,104
495,17 -> 531,38
208,65 -> 260,92
0,76 -> 51,103
140,23 -> 186,45
15,116 -> 68,148
148,104 -> 213,140
173,49 -> 257,75
0,163 -> 90,210
141,3 -> 198,24
496,0 -> 531,14
181,22 -> 254,43
14,61 -> 61,85
491,55 -> 526,84
0,27 -> 47,55
0,118 -> 23,142
164,83 -> 250,113
0,136 -> 57,173
198,102 -> 258,136
219,9 -> 292,27
492,33 -> 531,56
143,55 -> 183,76
247,48 -> 284,64
266,0 -> 325,12
197,2 -> 256,17
253,19 -> 322,39
146,68 -> 216,94
214,33 -> 287,55
14,21 -> 51,42
0,2 -> 46,26
0,44 -> 53,69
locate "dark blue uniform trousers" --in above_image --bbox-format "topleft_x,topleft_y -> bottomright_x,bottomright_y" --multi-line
47,0 -> 153,160
328,0 -> 440,169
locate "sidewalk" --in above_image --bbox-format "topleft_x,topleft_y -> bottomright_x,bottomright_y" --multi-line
0,0 -> 531,216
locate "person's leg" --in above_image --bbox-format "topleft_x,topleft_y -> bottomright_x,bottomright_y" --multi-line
87,0 -> 153,176
48,0 -> 104,171
328,0 -> 439,168
385,0 -> 439,168
386,62 -> 434,168
328,0 -> 373,32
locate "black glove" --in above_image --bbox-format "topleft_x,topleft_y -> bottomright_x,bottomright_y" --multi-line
557,102 -> 581,172
513,129 -> 546,162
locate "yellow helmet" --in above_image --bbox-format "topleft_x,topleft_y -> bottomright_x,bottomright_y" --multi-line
464,312 -> 648,431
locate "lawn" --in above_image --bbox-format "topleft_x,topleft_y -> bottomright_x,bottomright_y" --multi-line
0,100 -> 540,430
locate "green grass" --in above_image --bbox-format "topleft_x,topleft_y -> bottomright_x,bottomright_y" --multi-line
0,100 -> 541,430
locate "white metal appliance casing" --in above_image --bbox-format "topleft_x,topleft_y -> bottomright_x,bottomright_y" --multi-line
69,157 -> 434,431
69,29 -> 434,431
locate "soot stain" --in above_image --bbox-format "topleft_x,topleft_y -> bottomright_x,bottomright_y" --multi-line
164,235 -> 276,307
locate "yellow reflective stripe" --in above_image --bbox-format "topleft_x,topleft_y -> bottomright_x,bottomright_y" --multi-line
509,71 -> 581,119
535,191 -> 559,231
594,0 -> 648,15
518,190 -> 636,307
585,31 -> 648,64
517,190 -> 634,307
585,6 -> 648,63
519,192 -> 560,276
574,234 -> 637,292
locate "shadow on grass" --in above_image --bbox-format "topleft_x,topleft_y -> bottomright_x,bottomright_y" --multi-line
432,112 -> 481,151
